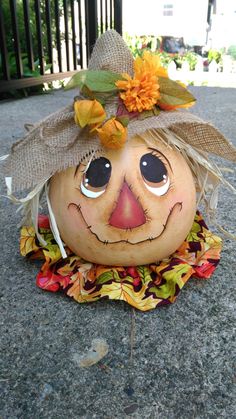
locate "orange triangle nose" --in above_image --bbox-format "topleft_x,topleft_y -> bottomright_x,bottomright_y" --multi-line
109,182 -> 146,229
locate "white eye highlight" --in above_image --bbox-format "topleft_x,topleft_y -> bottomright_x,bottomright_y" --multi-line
80,181 -> 106,198
143,176 -> 170,196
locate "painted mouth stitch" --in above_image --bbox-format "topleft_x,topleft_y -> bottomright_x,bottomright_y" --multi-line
68,201 -> 183,245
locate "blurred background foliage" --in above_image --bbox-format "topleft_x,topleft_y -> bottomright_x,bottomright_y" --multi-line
124,33 -> 236,72
0,0 -> 63,98
1,0 -> 63,56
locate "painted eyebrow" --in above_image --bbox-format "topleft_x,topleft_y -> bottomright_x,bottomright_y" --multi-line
74,162 -> 89,178
74,164 -> 83,177
74,154 -> 108,178
147,147 -> 173,173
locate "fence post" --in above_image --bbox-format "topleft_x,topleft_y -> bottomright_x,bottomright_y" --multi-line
9,0 -> 23,78
0,3 -> 10,80
114,0 -> 122,35
34,0 -> 45,75
0,0 -> 124,92
85,0 -> 98,63
23,0 -> 35,72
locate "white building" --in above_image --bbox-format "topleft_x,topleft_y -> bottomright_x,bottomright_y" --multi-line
207,0 -> 236,49
123,0 -> 209,46
122,0 -> 236,49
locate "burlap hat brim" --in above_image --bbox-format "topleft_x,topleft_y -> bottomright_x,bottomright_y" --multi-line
3,30 -> 236,192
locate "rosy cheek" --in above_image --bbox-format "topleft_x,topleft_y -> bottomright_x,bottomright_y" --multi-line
67,199 -> 98,227
67,204 -> 83,229
169,195 -> 183,208
168,189 -> 196,222
168,184 -> 193,206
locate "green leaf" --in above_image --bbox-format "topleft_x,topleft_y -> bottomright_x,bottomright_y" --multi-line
65,70 -> 123,92
79,85 -> 95,99
44,63 -> 52,72
158,76 -> 196,106
186,221 -> 202,242
96,271 -> 115,284
116,116 -> 130,127
137,266 -> 152,284
44,244 -> 62,263
149,283 -> 176,299
23,70 -> 40,77
137,106 -> 160,120
149,264 -> 191,299
84,88 -> 118,106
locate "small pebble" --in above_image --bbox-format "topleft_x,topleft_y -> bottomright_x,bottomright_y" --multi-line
123,403 -> 139,415
75,338 -> 109,368
39,383 -> 53,401
124,386 -> 135,397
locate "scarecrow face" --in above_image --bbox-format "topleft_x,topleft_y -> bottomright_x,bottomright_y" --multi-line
49,135 -> 196,265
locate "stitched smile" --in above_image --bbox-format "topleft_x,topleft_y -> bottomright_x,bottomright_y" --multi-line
68,201 -> 183,245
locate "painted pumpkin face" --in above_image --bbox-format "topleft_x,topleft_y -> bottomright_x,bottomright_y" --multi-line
49,135 -> 196,265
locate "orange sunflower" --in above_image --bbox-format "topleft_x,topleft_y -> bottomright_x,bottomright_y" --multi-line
115,50 -> 166,113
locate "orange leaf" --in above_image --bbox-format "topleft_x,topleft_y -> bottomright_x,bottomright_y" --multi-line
74,99 -> 106,128
96,118 -> 127,149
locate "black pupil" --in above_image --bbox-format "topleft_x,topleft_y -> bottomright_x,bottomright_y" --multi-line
85,157 -> 111,188
140,153 -> 167,183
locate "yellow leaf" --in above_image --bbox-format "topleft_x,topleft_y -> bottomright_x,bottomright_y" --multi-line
74,99 -> 106,128
20,226 -> 39,256
96,118 -> 127,149
158,76 -> 196,107
100,281 -> 158,311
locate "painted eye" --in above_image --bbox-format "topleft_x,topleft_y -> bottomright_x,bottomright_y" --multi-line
80,157 -> 112,198
140,153 -> 170,196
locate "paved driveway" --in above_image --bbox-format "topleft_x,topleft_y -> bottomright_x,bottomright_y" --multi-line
0,87 -> 235,418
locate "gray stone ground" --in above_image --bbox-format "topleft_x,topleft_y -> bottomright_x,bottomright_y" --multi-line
0,87 -> 235,419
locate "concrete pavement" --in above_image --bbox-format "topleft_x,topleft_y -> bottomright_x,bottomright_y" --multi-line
0,86 -> 236,419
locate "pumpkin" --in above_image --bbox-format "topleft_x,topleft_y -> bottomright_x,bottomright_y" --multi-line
49,135 -> 196,266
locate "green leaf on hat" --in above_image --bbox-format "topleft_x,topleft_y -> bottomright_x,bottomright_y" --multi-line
116,116 -> 130,127
65,70 -> 123,92
158,76 -> 196,106
75,85 -> 114,106
92,90 -> 118,105
138,106 -> 161,120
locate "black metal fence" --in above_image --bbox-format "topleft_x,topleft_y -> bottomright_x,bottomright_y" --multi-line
0,0 -> 122,93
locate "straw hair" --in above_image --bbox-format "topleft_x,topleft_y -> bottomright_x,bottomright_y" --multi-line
2,29 -> 236,192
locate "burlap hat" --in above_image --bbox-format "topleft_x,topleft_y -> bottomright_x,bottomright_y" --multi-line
3,30 -> 236,192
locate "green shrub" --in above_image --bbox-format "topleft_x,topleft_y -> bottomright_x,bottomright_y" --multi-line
158,51 -> 174,67
182,51 -> 198,71
0,0 -> 62,98
1,0 -> 63,58
124,34 -> 200,70
208,49 -> 222,64
0,52 -> 51,99
124,33 -> 161,57
227,45 -> 236,60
